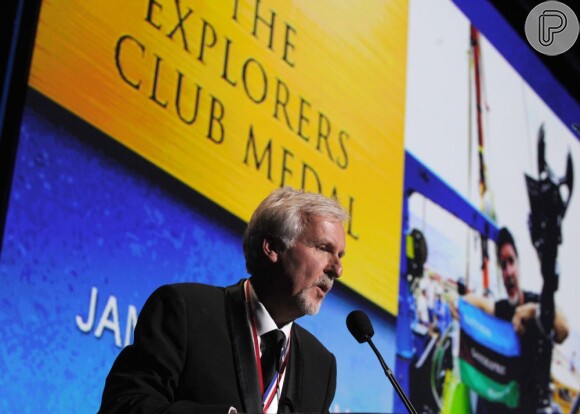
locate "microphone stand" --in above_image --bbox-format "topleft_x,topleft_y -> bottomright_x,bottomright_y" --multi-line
366,336 -> 418,414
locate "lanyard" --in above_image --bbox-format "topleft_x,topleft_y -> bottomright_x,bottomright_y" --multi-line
244,280 -> 291,413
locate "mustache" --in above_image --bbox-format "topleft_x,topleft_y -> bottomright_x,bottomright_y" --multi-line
504,276 -> 515,288
314,274 -> 334,291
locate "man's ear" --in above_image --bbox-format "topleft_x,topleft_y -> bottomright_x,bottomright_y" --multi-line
263,237 -> 282,263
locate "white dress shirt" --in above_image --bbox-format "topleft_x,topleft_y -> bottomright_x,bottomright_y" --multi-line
246,281 -> 292,413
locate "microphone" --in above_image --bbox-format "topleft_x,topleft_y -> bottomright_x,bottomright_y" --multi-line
346,309 -> 374,343
346,310 -> 418,414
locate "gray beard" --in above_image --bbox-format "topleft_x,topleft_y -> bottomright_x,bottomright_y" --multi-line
295,275 -> 333,315
296,288 -> 323,315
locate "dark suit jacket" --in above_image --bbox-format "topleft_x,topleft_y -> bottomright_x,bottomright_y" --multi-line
98,280 -> 337,413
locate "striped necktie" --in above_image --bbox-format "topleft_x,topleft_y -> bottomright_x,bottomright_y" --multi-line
260,329 -> 285,391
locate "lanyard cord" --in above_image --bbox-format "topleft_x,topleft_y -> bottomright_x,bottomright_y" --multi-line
244,280 -> 291,412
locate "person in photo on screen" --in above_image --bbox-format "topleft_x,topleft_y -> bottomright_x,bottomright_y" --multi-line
98,186 -> 348,414
456,227 -> 569,414
415,280 -> 431,329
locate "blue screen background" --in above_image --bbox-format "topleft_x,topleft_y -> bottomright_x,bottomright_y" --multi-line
0,93 -> 397,413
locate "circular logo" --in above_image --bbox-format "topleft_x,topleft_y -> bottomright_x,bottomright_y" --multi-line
525,1 -> 579,56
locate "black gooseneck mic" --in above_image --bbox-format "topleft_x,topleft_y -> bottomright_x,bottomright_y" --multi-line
346,310 -> 418,414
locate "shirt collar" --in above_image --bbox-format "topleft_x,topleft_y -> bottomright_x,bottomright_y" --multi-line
247,280 -> 293,341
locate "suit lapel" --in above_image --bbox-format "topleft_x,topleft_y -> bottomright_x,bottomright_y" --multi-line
225,280 -> 262,414
279,324 -> 303,413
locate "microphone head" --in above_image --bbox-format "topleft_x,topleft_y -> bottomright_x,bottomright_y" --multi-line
346,310 -> 374,343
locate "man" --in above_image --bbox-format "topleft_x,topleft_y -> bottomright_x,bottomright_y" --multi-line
462,227 -> 568,414
98,187 -> 348,413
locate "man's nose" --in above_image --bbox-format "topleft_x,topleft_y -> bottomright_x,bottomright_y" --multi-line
327,255 -> 343,279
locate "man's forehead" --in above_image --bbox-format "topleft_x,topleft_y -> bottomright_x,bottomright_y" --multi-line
499,243 -> 517,257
